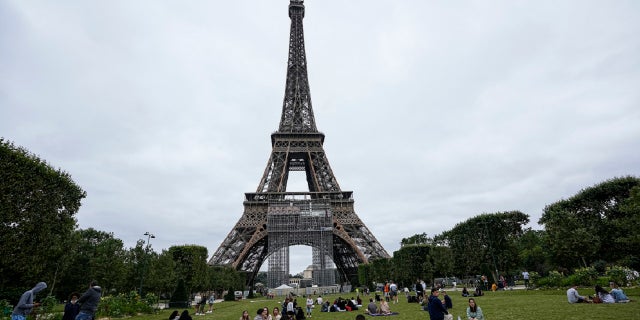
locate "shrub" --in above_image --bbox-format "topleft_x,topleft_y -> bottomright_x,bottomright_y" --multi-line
572,267 -> 598,286
224,288 -> 235,301
169,279 -> 189,308
606,265 -> 639,286
529,271 -> 540,287
1,299 -> 12,320
538,271 -> 564,288
97,291 -> 155,318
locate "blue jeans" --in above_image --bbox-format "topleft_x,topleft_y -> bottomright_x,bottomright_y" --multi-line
12,315 -> 26,320
75,312 -> 94,320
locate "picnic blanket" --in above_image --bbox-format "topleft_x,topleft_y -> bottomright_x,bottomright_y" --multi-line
368,312 -> 400,316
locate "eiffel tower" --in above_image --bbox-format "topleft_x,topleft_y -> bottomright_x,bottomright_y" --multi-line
208,0 -> 389,286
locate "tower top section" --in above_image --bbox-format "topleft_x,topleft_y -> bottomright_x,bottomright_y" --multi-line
278,0 -> 318,133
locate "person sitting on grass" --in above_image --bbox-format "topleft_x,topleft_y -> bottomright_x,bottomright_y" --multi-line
462,287 -> 470,297
566,284 -> 589,303
272,307 -> 282,320
180,310 -> 192,320
365,298 -> 378,314
594,285 -> 615,303
610,282 -> 631,303
379,299 -> 391,315
466,298 -> 484,320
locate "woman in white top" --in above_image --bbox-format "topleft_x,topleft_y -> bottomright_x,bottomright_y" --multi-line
306,296 -> 313,317
595,285 -> 615,303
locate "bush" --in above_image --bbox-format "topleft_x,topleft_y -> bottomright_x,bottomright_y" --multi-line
529,271 -> 540,287
548,270 -> 565,287
224,288 -> 235,302
606,265 -> 639,286
572,267 -> 598,286
169,279 -> 189,308
97,291 -> 155,318
1,299 -> 12,320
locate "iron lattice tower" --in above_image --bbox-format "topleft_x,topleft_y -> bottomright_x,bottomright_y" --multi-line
208,0 -> 390,286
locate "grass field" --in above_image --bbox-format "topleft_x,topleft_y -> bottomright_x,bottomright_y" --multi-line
131,287 -> 639,320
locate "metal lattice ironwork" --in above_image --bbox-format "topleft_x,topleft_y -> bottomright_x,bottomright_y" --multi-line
266,201 -> 334,287
208,0 -> 390,286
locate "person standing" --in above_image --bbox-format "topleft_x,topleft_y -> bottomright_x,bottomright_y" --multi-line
415,280 -> 424,300
522,270 -> 530,288
76,281 -> 102,320
286,298 -> 295,318
389,281 -> 398,304
207,293 -> 215,313
62,293 -> 80,320
11,282 -> 47,320
305,295 -> 313,318
197,295 -> 207,315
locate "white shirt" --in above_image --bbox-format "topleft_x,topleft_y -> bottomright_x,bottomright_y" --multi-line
566,287 -> 584,303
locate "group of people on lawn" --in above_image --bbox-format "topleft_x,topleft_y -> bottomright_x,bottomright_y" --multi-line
567,281 -> 631,304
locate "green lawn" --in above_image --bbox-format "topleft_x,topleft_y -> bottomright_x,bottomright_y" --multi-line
108,288 -> 640,320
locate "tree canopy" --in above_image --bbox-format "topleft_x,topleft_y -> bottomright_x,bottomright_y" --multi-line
539,176 -> 640,269
435,211 -> 529,280
0,139 -> 86,300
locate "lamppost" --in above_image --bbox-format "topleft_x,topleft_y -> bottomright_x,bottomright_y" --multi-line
139,232 -> 155,295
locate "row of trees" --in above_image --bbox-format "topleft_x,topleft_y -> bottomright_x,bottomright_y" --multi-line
359,177 -> 640,289
1,139 -> 244,303
2,138 -> 639,301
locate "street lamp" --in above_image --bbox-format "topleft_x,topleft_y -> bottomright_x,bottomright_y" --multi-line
144,232 -> 156,249
139,232 -> 155,295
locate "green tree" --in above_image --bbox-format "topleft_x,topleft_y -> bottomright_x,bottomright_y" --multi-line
56,228 -> 126,298
122,240 -> 147,294
208,266 -> 244,298
358,263 -> 372,290
539,176 -> 640,270
400,233 -> 433,246
0,139 -> 86,300
436,211 -> 529,280
431,245 -> 454,278
392,245 -> 432,287
368,258 -> 393,286
146,250 -> 176,297
615,185 -> 640,267
516,229 -> 550,275
168,245 -> 209,295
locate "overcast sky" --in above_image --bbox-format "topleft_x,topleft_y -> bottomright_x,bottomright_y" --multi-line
2,0 -> 639,274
